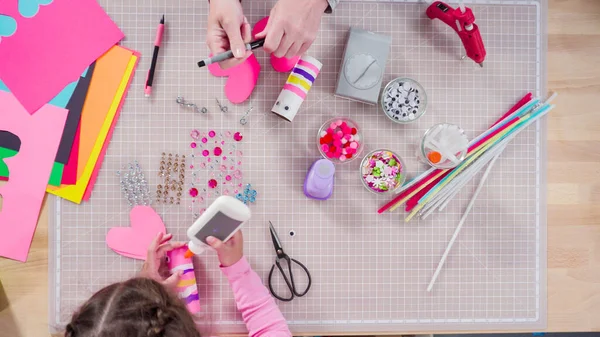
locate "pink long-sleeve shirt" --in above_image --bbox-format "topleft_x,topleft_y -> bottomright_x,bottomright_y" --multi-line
220,257 -> 292,337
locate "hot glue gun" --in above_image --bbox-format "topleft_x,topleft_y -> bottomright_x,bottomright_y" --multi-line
426,1 -> 486,67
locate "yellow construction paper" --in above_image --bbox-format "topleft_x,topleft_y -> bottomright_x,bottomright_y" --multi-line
47,54 -> 138,203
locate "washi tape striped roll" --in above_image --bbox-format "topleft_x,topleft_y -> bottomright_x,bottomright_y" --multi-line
272,55 -> 322,122
167,246 -> 201,315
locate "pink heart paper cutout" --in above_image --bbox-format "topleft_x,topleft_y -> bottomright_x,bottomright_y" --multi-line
252,16 -> 300,73
208,53 -> 260,104
106,205 -> 166,260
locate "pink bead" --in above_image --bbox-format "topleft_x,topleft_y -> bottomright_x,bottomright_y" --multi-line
333,139 -> 342,147
350,142 -> 358,149
326,151 -> 334,158
202,149 -> 209,156
342,126 -> 351,135
201,137 -> 208,144
332,132 -> 341,140
214,147 -> 222,156
190,142 -> 197,148
321,144 -> 329,152
342,148 -> 347,154
340,122 -> 347,129
189,188 -> 198,197
336,130 -> 343,138
339,155 -> 347,162
208,179 -> 218,188
327,128 -> 334,134
344,134 -> 352,140
347,148 -> 356,154
341,138 -> 348,144
336,120 -> 343,126
329,122 -> 337,130
208,130 -> 216,138
233,132 -> 243,141
225,175 -> 232,181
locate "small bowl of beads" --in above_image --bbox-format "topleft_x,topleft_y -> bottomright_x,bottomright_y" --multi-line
380,77 -> 427,124
318,117 -> 363,163
360,149 -> 406,194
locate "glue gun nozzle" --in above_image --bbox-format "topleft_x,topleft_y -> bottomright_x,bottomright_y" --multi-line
478,62 -> 484,68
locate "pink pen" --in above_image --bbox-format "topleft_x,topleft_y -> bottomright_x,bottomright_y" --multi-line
145,15 -> 165,97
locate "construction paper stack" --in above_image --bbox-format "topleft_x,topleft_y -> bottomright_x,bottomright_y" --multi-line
0,0 -> 138,261
46,46 -> 140,204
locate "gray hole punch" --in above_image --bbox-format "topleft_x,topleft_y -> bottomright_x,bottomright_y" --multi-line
335,27 -> 391,105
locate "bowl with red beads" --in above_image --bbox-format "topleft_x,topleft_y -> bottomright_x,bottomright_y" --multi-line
317,117 -> 363,163
360,149 -> 406,194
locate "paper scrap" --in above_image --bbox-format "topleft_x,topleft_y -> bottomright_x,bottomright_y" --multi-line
0,0 -> 124,114
0,91 -> 68,262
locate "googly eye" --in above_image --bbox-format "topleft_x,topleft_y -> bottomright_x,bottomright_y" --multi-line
165,256 -> 170,264
284,106 -> 290,111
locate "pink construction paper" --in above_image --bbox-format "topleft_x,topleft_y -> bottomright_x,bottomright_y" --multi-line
106,206 -> 167,260
82,51 -> 139,201
0,91 -> 68,262
208,54 -> 260,104
0,0 -> 124,114
61,123 -> 80,185
252,17 -> 300,73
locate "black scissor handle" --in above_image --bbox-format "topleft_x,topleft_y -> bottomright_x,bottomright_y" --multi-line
268,255 -> 312,302
289,258 -> 311,297
269,256 -> 294,302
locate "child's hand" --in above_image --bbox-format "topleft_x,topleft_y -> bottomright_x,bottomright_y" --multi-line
140,232 -> 186,291
206,230 -> 244,267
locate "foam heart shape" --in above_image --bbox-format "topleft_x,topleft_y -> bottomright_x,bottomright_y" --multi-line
0,15 -> 17,43
18,0 -> 53,18
252,16 -> 300,73
208,54 -> 260,104
106,205 -> 166,260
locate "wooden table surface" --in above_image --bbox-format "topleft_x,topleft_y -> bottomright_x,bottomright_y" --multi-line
1,1 -> 599,336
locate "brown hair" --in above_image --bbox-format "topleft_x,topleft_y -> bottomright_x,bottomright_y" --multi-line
65,277 -> 201,337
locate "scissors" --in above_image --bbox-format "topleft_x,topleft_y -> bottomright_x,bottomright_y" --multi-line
268,221 -> 312,302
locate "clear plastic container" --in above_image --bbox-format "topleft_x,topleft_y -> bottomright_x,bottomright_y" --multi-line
360,149 -> 406,194
418,123 -> 469,169
317,117 -> 363,164
380,77 -> 427,124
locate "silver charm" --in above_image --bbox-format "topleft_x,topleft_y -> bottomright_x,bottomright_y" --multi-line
215,98 -> 228,113
240,106 -> 254,125
176,96 -> 206,114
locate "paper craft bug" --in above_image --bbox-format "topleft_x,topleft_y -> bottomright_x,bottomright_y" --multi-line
271,55 -> 322,122
167,246 -> 201,315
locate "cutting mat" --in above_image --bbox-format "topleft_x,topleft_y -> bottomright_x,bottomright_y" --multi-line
49,0 -> 548,334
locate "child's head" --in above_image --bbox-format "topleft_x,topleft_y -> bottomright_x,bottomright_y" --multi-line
65,277 -> 200,337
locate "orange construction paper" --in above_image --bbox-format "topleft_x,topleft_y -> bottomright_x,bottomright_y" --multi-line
77,46 -> 132,179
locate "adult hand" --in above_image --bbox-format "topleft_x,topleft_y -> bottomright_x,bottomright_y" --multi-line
140,232 -> 186,292
206,0 -> 252,69
206,230 -> 244,267
255,0 -> 328,58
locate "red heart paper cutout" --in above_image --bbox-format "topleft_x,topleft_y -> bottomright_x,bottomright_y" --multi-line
106,205 -> 166,260
252,16 -> 300,73
208,53 -> 261,104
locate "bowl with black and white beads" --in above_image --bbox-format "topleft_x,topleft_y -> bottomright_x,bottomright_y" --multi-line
380,77 -> 427,124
